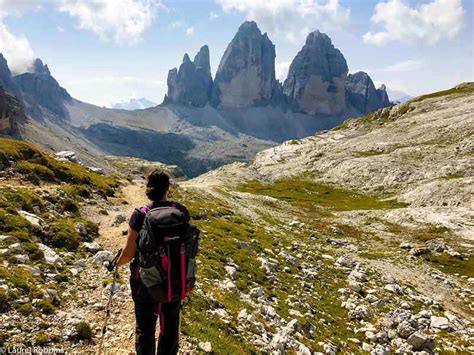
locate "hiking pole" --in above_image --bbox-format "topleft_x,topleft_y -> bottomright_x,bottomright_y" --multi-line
97,248 -> 122,355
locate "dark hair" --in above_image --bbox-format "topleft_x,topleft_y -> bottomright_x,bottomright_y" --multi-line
145,169 -> 170,202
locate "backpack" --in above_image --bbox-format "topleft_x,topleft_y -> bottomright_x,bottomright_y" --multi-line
136,203 -> 199,303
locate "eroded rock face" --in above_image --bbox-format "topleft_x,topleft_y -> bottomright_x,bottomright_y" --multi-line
283,30 -> 348,115
0,54 -> 21,98
0,86 -> 24,136
211,21 -> 277,108
345,71 -> 391,114
166,46 -> 213,107
13,58 -> 72,120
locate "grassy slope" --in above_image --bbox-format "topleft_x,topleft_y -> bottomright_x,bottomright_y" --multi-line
0,138 -> 119,337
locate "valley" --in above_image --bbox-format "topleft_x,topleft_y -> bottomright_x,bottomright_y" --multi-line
0,84 -> 472,353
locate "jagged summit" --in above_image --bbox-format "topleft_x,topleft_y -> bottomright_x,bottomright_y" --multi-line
164,22 -> 389,117
345,71 -> 390,114
283,29 -> 348,115
193,45 -> 211,75
165,46 -> 213,107
31,58 -> 51,76
0,54 -> 21,97
211,20 -> 277,108
13,57 -> 71,120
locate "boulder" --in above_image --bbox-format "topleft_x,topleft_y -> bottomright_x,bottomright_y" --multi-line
83,242 -> 102,253
283,30 -> 348,115
92,250 -> 113,265
430,316 -> 450,330
55,151 -> 77,163
406,331 -> 435,351
37,243 -> 62,265
211,21 -> 279,108
17,210 -> 43,227
198,342 -> 212,353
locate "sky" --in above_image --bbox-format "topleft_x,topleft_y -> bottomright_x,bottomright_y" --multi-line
0,0 -> 472,107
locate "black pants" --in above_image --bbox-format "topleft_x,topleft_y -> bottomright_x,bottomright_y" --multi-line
134,300 -> 181,355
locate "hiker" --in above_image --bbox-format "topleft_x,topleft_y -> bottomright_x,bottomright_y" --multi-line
114,169 -> 195,355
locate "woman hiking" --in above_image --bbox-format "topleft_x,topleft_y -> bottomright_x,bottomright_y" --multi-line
115,169 -> 192,355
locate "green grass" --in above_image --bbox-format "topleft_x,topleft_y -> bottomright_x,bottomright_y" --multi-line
0,138 -> 119,196
438,173 -> 465,180
353,150 -> 385,157
423,254 -> 474,278
172,185 -> 377,351
411,82 -> 474,103
238,178 -> 407,212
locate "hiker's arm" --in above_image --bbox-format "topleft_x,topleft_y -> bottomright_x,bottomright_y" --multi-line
117,227 -> 138,266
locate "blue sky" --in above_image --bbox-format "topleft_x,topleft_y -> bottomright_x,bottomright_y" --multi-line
0,0 -> 472,107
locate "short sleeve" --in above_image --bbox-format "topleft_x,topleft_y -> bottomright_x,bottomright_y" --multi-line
129,208 -> 146,232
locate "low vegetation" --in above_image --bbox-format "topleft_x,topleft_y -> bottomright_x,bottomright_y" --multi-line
238,178 -> 407,213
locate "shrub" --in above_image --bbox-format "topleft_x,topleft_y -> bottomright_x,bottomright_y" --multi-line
37,300 -> 56,314
0,211 -> 32,240
9,276 -> 31,292
62,185 -> 92,199
16,303 -> 33,316
16,161 -> 55,182
75,321 -> 93,340
48,220 -> 80,251
35,332 -> 48,345
0,188 -> 45,213
57,198 -> 79,214
0,290 -> 10,312
21,242 -> 44,261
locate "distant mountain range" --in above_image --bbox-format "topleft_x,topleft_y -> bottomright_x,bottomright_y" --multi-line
0,21 -> 394,177
111,97 -> 157,110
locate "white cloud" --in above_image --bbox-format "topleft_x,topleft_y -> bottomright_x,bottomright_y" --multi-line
58,0 -> 164,44
364,0 -> 465,46
0,0 -> 41,16
57,26 -> 65,33
209,11 -> 219,20
185,26 -> 194,36
381,59 -> 422,73
0,0 -> 38,73
216,0 -> 350,43
275,61 -> 291,81
0,21 -> 35,73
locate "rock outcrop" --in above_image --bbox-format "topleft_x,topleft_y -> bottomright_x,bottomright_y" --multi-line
13,58 -> 72,120
165,46 -> 213,107
0,86 -> 25,136
345,71 -> 391,114
211,21 -> 278,108
0,54 -> 21,98
283,30 -> 348,115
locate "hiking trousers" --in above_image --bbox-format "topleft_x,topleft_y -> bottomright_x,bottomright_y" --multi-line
134,300 -> 181,355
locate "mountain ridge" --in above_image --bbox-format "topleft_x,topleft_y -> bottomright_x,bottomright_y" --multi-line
0,21 -> 393,177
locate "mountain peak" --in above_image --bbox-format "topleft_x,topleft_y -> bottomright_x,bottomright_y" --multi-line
211,20 -> 276,108
166,46 -> 213,107
237,20 -> 260,34
32,58 -> 50,76
182,53 -> 192,63
194,45 -> 210,74
283,30 -> 348,115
